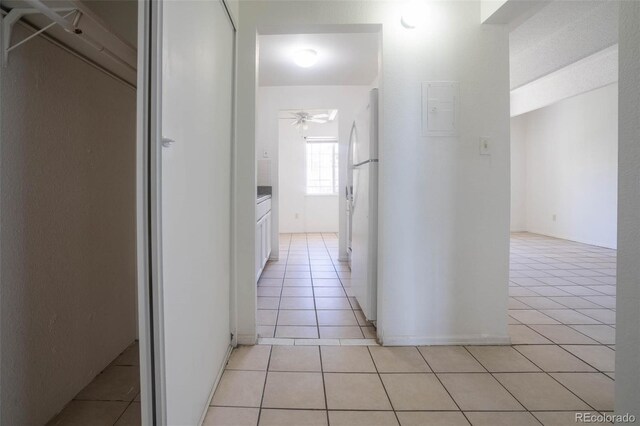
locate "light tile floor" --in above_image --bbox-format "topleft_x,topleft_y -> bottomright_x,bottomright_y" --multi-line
46,341 -> 141,426
257,233 -> 377,341
208,233 -> 617,425
50,233 -> 618,425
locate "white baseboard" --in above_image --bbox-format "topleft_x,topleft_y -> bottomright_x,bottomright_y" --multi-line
236,333 -> 258,345
380,334 -> 512,346
198,344 -> 233,426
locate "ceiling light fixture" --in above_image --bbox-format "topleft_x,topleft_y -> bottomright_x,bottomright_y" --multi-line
401,2 -> 428,29
401,8 -> 417,29
293,49 -> 318,68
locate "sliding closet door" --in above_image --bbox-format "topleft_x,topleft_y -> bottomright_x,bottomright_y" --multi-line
137,0 -> 235,424
161,0 -> 235,424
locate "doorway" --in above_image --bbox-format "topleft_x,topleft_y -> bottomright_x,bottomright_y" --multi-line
253,26 -> 382,342
506,2 -> 618,412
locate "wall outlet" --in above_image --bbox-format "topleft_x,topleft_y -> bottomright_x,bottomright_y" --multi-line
552,214 -> 557,222
295,213 -> 299,219
479,137 -> 491,155
263,150 -> 269,158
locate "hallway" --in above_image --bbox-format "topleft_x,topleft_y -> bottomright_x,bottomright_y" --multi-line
257,233 -> 376,341
206,233 -> 616,425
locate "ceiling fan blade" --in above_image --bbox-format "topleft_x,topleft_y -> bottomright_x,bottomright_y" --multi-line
312,114 -> 330,118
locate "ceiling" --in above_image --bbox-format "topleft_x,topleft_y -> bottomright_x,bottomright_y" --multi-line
258,32 -> 380,87
509,0 -> 618,89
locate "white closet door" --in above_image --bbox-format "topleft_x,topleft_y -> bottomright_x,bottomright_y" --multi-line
161,1 -> 234,424
137,0 -> 235,424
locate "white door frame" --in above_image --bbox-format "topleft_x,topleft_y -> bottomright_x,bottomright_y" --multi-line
136,0 -> 166,424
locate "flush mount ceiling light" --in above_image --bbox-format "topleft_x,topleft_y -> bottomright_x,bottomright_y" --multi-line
401,7 -> 418,28
401,16 -> 416,29
293,49 -> 318,67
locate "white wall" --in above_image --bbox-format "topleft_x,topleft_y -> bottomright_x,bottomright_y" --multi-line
279,119 -> 339,233
237,1 -> 511,345
161,1 -> 234,423
616,0 -> 640,417
511,84 -> 618,249
510,117 -> 527,231
256,85 -> 373,264
1,26 -> 136,425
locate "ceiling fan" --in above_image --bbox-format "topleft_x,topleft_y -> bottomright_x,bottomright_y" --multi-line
284,111 -> 330,130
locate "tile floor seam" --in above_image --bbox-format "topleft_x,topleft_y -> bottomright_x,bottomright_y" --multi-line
307,234 -> 322,341
272,234 -> 292,338
415,347 -> 474,425
512,344 -> 610,377
512,298 -> 608,324
460,345 -> 537,419
508,351 -> 603,414
364,345 -> 401,424
323,232 -> 366,339
110,401 -> 135,426
256,345 -> 274,424
317,345 -> 330,423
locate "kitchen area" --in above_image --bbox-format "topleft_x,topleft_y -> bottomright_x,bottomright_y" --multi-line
256,183 -> 273,280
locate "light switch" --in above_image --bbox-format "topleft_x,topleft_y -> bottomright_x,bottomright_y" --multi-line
479,137 -> 491,155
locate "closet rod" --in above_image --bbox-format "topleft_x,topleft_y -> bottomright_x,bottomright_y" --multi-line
0,8 -> 135,90
23,0 -> 79,33
9,0 -> 136,73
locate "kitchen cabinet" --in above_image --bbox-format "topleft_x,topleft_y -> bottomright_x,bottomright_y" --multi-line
256,198 -> 272,280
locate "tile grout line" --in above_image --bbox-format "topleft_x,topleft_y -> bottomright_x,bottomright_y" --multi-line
322,232 -> 365,339
272,233 -> 292,338
365,345 -> 401,424
307,234 -> 321,340
110,399 -> 134,426
459,345 -> 544,425
505,344 -> 604,414
511,343 -> 615,378
414,348 -> 474,426
318,346 -> 330,424
255,345 -> 274,423
517,320 -> 612,348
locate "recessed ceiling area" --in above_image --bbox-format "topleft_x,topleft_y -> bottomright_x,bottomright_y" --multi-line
258,32 -> 379,87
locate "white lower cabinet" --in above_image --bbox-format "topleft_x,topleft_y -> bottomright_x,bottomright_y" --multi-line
256,205 -> 272,280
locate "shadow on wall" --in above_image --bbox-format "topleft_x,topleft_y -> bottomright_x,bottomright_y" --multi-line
1,25 -> 137,425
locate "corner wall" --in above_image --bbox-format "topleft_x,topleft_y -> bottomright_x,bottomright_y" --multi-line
615,0 -> 640,418
237,1 -> 511,345
510,116 -> 527,231
1,26 -> 137,425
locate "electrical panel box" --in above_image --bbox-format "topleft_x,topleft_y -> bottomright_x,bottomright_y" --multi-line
422,81 -> 459,137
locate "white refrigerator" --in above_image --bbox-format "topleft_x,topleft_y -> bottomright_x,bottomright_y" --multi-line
348,88 -> 379,322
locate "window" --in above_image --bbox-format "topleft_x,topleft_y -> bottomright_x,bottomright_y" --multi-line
306,137 -> 338,195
